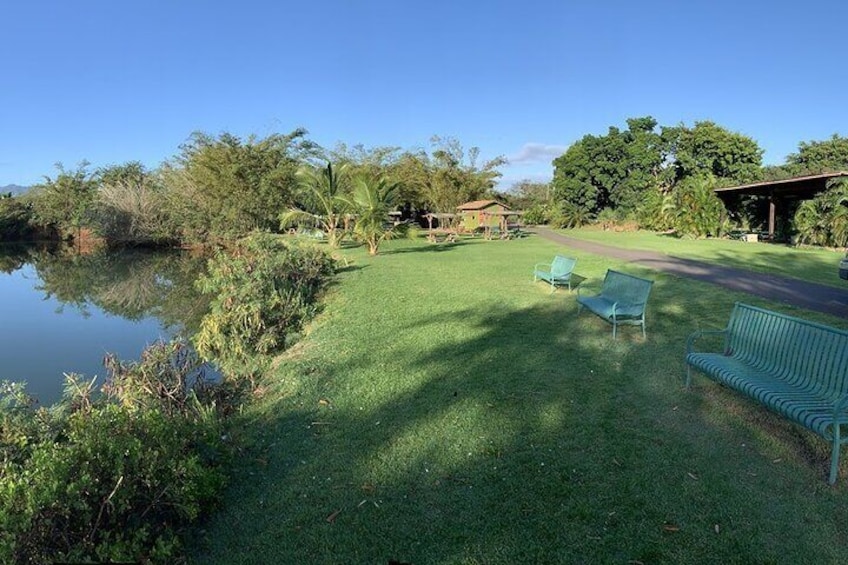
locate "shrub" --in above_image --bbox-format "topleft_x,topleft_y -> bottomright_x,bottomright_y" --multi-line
522,204 -> 549,225
668,174 -> 728,238
0,197 -> 37,241
793,180 -> 848,247
194,232 -> 335,378
0,342 -> 230,564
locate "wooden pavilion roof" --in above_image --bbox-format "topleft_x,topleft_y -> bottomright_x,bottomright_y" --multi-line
457,199 -> 510,211
714,171 -> 848,199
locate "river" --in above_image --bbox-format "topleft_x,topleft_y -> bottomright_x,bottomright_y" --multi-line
0,245 -> 211,405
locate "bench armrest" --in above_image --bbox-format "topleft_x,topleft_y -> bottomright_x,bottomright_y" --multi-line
534,262 -> 551,272
686,329 -> 727,355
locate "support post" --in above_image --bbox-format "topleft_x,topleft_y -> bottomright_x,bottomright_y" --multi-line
768,191 -> 776,239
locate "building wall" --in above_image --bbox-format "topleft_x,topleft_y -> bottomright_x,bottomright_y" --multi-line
460,203 -> 506,230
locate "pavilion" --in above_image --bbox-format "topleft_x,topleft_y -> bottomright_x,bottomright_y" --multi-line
714,171 -> 848,239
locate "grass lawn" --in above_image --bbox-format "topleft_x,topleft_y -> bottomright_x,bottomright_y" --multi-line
559,227 -> 847,288
190,235 -> 848,564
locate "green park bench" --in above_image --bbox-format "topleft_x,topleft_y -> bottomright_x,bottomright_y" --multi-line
685,303 -> 848,484
533,255 -> 576,293
576,270 -> 653,339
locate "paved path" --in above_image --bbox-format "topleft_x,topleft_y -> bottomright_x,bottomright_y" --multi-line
531,227 -> 848,319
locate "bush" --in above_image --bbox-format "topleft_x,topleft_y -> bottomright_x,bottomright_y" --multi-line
522,204 -> 549,225
0,342 -> 230,564
0,197 -> 37,241
668,175 -> 728,238
194,232 -> 335,378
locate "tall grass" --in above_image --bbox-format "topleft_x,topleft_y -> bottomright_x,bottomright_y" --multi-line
191,235 -> 848,564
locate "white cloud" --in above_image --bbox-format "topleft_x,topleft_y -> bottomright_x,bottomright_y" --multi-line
496,172 -> 553,191
507,143 -> 569,165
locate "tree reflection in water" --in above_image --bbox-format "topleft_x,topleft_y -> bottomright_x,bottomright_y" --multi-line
0,244 -> 215,403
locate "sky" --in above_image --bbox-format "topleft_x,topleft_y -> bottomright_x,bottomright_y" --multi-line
2,0 -> 847,190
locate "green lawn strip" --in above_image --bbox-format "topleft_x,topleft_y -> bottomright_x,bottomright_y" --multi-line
190,235 -> 848,564
559,227 -> 846,288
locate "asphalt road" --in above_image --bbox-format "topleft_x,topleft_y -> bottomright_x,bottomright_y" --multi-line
531,227 -> 848,319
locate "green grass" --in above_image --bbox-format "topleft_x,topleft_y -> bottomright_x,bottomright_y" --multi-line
190,235 -> 848,564
559,227 -> 847,288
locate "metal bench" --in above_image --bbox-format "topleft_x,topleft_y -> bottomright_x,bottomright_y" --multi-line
685,303 -> 848,484
576,270 -> 653,339
533,255 -> 576,293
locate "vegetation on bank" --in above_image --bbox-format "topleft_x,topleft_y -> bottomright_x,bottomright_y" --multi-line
195,233 -> 336,378
0,344 -> 229,563
192,235 -> 848,564
0,234 -> 335,563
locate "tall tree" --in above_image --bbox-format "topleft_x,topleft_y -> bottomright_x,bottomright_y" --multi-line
552,116 -> 667,221
784,134 -> 848,175
665,121 -> 763,184
280,162 -> 351,248
423,136 -> 506,212
161,130 -> 318,242
347,175 -> 400,255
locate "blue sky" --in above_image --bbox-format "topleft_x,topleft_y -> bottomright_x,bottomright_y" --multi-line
2,0 -> 847,189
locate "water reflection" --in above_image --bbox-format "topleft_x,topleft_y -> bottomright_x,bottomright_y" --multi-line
0,245 -> 211,405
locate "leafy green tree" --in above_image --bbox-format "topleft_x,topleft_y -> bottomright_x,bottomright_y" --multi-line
784,134 -> 848,176
30,162 -> 97,241
281,162 -> 352,247
161,130 -> 317,243
0,197 -> 37,241
552,117 -> 667,220
347,175 -> 401,255
666,121 -> 763,184
423,136 -> 506,212
386,150 -> 431,210
320,138 -> 505,215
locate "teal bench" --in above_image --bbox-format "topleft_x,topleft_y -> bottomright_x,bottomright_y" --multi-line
576,270 -> 653,339
533,255 -> 576,293
685,303 -> 848,484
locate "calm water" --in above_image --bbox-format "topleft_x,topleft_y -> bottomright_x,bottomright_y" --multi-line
0,247 -> 209,405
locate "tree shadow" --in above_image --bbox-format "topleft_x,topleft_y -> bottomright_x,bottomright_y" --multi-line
191,273 -> 848,563
381,240 -> 471,255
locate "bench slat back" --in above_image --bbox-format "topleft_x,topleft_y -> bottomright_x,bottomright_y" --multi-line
600,270 -> 654,305
726,303 -> 848,397
551,255 -> 576,277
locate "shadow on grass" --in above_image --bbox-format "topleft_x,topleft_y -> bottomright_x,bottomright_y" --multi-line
381,239 -> 472,255
192,276 -> 848,564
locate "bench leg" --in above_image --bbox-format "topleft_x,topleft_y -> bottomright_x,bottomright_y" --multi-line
830,428 -> 842,485
612,320 -> 617,340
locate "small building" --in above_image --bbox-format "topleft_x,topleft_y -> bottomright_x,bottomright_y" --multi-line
457,200 -> 510,231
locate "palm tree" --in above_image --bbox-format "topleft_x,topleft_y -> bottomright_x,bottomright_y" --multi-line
347,175 -> 400,256
280,162 -> 350,247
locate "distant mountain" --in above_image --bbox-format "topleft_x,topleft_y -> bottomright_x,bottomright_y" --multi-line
0,184 -> 30,196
